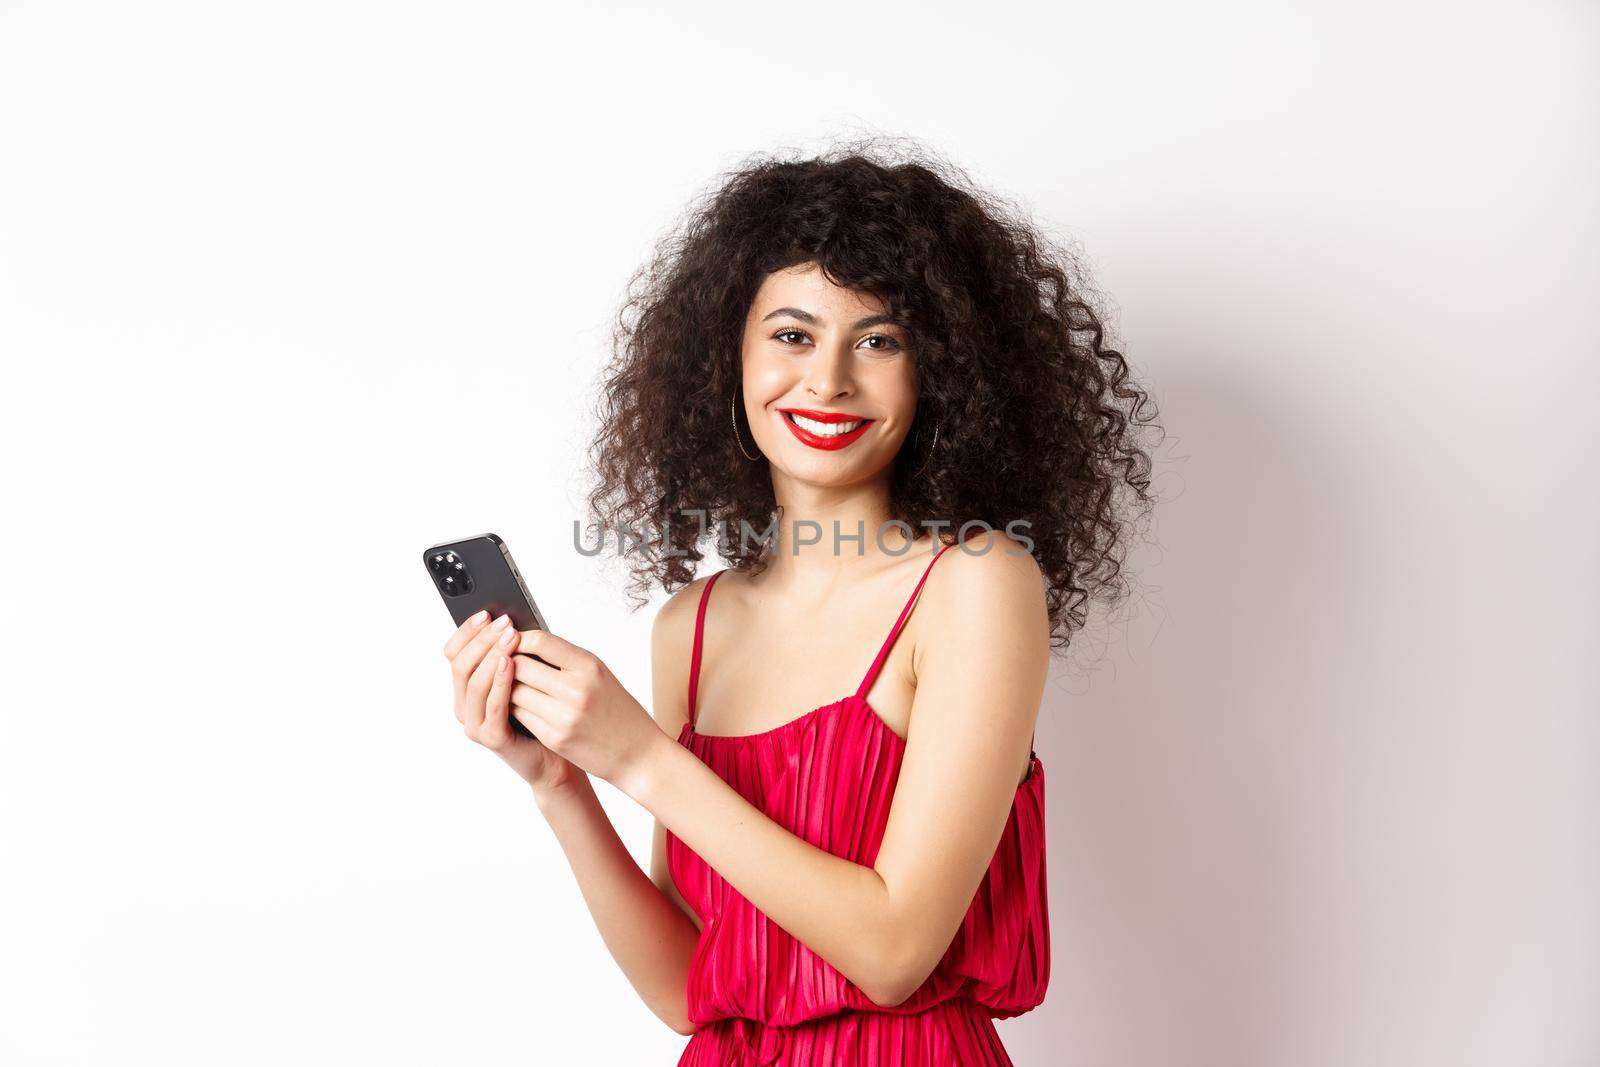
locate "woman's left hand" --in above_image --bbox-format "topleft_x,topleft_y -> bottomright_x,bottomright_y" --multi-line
506,628 -> 663,788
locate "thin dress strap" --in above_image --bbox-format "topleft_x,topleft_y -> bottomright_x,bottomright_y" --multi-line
854,540 -> 1039,762
854,541 -> 961,702
686,569 -> 728,727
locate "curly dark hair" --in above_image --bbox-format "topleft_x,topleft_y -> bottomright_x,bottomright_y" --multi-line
582,136 -> 1162,651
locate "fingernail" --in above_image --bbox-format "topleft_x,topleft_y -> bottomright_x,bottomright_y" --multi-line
491,615 -> 511,631
498,628 -> 516,648
470,610 -> 489,625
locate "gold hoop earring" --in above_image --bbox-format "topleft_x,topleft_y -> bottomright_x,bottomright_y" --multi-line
910,421 -> 941,477
731,388 -> 760,461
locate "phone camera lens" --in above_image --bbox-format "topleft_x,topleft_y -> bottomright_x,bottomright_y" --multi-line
428,549 -> 473,596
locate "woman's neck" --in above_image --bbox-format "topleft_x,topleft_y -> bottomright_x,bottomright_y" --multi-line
754,482 -> 931,589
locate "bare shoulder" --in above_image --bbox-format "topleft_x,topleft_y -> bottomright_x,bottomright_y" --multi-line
929,528 -> 1045,609
652,571 -> 716,640
915,529 -> 1048,666
648,571 -> 721,733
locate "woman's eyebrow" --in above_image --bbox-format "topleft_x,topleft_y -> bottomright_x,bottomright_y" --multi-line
761,307 -> 898,329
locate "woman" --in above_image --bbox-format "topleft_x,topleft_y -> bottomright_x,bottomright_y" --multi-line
442,140 -> 1160,1064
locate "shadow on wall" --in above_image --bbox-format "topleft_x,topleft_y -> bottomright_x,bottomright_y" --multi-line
996,360 -> 1391,1067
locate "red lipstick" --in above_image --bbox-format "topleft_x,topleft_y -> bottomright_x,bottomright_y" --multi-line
777,407 -> 874,451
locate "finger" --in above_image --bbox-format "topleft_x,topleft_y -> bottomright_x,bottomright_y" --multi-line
462,620 -> 520,730
478,645 -> 518,744
510,680 -> 568,732
451,614 -> 517,707
508,686 -> 556,744
509,628 -> 591,672
441,609 -> 492,659
510,650 -> 572,701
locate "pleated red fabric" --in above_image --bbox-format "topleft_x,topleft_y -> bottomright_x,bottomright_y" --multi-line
667,542 -> 1050,1065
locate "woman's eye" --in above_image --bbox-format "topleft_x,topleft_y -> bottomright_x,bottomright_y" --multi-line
772,329 -> 902,352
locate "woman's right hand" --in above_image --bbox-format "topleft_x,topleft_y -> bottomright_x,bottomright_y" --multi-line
445,610 -> 583,795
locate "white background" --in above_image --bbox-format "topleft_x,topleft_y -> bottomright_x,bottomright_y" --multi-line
1,2 -> 1595,1064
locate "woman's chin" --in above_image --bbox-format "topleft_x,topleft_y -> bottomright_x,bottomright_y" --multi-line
771,450 -> 890,487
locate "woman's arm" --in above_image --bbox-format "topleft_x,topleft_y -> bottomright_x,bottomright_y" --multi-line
522,598 -> 714,1036
615,536 -> 1049,1007
531,775 -> 699,1034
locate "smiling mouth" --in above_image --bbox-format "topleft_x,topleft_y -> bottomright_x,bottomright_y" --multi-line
777,409 -> 875,451
782,411 -> 868,436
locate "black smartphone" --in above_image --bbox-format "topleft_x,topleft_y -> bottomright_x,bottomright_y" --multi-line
423,532 -> 552,737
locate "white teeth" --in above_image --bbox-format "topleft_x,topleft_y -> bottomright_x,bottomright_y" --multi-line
788,413 -> 865,437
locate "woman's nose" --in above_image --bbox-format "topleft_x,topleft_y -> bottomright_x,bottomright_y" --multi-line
803,344 -> 854,401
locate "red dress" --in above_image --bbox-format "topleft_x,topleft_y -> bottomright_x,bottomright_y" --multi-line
667,542 -> 1050,1065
